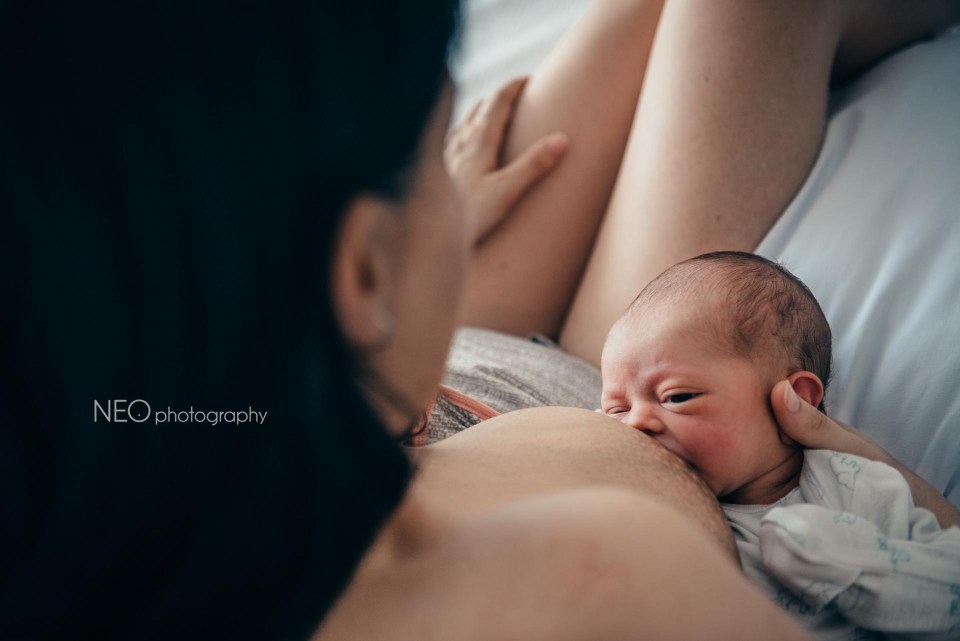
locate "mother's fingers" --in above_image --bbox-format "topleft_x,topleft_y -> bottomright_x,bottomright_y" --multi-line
463,96 -> 485,127
444,76 -> 569,246
444,99 -> 484,150
474,76 -> 529,164
770,379 -> 846,451
444,77 -> 528,176
492,133 -> 569,208
469,133 -> 569,241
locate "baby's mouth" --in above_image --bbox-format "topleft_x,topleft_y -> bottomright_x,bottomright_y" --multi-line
650,437 -> 685,460
662,442 -> 699,474
643,435 -> 697,470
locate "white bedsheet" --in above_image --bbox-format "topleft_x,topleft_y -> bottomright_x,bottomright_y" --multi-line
453,1 -> 960,505
756,29 -> 960,505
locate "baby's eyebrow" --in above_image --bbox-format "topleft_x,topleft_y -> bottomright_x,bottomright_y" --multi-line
631,365 -> 672,389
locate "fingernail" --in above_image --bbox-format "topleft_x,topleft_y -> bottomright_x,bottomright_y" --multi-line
784,383 -> 801,413
546,134 -> 568,155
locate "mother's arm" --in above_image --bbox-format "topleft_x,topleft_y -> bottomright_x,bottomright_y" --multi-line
771,380 -> 960,529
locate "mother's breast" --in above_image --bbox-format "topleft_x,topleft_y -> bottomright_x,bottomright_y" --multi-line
411,407 -> 735,559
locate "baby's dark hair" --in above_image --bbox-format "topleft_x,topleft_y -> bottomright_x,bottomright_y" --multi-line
627,251 -> 832,411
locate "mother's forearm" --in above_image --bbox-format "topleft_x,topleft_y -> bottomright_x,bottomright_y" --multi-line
840,431 -> 960,530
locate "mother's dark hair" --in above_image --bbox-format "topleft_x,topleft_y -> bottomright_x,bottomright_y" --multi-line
0,1 -> 457,638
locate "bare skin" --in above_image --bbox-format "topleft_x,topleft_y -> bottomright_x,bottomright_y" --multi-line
772,380 -> 960,529
412,408 -> 737,559
316,411 -> 807,641
459,0 -> 960,364
460,0 -> 665,337
320,1 -> 960,639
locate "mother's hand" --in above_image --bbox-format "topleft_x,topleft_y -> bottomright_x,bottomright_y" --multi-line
771,380 -> 960,529
445,77 -> 569,246
771,380 -> 879,456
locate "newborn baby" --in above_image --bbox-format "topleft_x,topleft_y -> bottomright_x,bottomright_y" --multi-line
600,251 -> 960,641
600,250 -> 830,505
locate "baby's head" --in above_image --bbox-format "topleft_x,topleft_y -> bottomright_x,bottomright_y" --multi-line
600,251 -> 831,504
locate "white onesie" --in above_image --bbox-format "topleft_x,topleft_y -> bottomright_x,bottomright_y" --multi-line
723,450 -> 960,641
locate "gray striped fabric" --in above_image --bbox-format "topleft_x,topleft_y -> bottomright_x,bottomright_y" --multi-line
426,327 -> 602,443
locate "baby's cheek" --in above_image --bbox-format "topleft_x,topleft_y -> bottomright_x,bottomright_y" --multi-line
690,429 -> 739,475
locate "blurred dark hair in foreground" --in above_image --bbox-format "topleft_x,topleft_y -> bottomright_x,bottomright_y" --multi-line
0,1 -> 458,638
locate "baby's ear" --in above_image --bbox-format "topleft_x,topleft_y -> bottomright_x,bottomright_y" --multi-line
787,371 -> 824,410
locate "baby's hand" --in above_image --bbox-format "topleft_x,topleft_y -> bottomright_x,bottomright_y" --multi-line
444,76 -> 568,245
770,380 -> 890,464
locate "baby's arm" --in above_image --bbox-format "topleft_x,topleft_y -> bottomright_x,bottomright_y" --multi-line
771,380 -> 960,530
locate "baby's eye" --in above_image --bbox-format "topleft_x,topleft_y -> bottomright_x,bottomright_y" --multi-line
664,392 -> 698,404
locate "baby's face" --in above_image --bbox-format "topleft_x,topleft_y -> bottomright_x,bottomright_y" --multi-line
600,300 -> 795,500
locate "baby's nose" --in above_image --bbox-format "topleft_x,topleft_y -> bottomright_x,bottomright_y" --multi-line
620,408 -> 666,436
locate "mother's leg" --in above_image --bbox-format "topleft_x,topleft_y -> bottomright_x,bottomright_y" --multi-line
559,0 -> 960,365
460,0 -> 665,338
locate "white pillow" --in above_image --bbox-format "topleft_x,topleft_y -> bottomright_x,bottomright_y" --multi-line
756,28 -> 960,505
